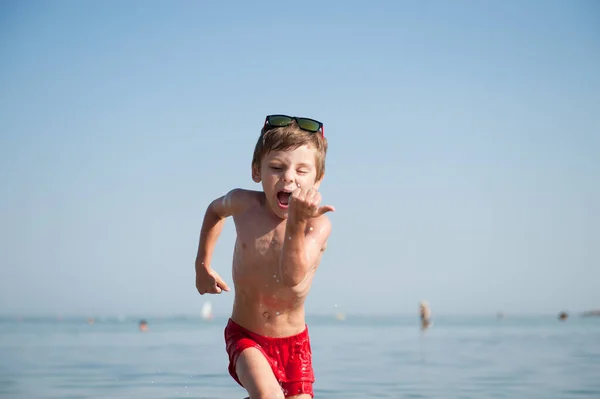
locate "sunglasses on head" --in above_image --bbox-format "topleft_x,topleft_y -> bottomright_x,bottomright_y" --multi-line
263,114 -> 324,138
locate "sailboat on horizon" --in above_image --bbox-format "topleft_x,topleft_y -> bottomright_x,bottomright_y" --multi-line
201,301 -> 214,321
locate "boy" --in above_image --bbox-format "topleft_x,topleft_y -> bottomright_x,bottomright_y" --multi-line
194,115 -> 334,399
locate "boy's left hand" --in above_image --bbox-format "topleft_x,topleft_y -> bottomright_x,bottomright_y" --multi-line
288,187 -> 335,222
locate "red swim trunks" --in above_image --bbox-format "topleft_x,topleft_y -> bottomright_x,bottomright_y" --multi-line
224,318 -> 315,397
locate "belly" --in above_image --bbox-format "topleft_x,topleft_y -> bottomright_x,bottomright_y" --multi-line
231,292 -> 307,337
231,275 -> 308,337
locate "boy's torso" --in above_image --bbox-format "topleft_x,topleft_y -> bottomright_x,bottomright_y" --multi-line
230,191 -> 316,337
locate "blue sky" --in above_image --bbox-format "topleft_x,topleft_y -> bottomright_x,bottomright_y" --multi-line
1,0 -> 598,317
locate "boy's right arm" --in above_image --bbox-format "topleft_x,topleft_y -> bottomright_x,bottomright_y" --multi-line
195,189 -> 251,295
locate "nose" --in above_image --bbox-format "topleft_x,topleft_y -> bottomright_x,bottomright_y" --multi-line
282,168 -> 295,183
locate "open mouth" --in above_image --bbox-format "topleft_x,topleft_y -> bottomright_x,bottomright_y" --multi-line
276,191 -> 292,208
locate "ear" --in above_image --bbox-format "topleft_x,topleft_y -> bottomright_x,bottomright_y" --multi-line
251,164 -> 261,183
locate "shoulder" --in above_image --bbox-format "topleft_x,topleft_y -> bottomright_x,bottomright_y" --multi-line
310,214 -> 331,232
224,188 -> 263,204
307,214 -> 332,245
211,188 -> 264,217
314,214 -> 332,233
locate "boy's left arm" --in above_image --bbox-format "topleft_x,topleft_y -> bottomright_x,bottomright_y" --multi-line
279,188 -> 334,287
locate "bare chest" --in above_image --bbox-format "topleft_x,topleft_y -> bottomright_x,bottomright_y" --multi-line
233,212 -> 286,272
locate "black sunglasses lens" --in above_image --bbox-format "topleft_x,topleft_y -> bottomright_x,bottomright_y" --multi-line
268,115 -> 293,127
296,118 -> 321,132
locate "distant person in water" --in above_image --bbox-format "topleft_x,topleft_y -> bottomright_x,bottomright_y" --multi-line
558,311 -> 568,321
194,115 -> 333,399
420,301 -> 432,329
139,319 -> 149,332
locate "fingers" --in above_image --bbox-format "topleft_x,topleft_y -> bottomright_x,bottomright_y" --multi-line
290,187 -> 333,218
196,274 -> 230,295
316,205 -> 335,216
303,189 -> 326,217
305,189 -> 318,204
291,188 -> 317,203
197,286 -> 218,295
290,185 -> 305,202
216,278 -> 231,292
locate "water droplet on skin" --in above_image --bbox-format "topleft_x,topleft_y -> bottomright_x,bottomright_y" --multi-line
273,274 -> 277,278
309,227 -> 313,231
276,312 -> 280,316
263,311 -> 269,319
288,236 -> 292,240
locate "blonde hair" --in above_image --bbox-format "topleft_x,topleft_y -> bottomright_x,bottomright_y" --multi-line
251,121 -> 328,181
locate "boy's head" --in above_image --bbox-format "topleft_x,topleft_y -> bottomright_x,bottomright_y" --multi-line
251,115 -> 328,217
252,116 -> 327,182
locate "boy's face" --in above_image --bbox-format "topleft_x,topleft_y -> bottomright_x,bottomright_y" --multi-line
253,144 -> 321,219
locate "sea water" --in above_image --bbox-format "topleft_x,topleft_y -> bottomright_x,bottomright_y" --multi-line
1,315 -> 599,398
